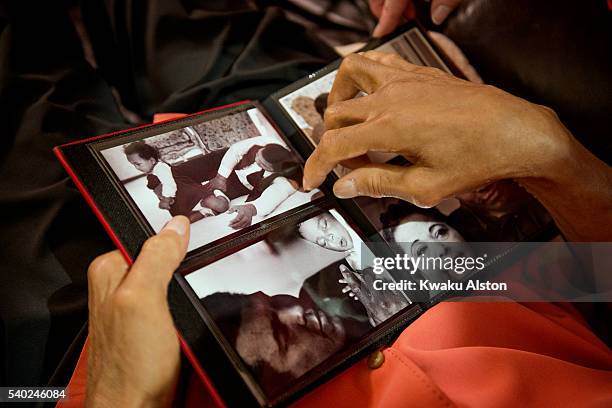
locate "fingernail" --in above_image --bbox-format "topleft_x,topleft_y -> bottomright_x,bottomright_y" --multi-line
334,179 -> 357,199
372,24 -> 384,38
163,216 -> 188,236
431,5 -> 452,25
302,177 -> 314,192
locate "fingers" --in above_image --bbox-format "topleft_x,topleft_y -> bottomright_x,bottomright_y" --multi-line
229,217 -> 243,229
125,216 -> 190,292
304,120 -> 398,190
360,50 -> 423,73
324,54 -> 429,130
340,155 -> 372,170
369,0 -> 385,18
431,0 -> 462,25
329,54 -> 408,105
88,250 -> 129,306
229,211 -> 248,229
333,163 -> 448,208
302,123 -> 370,191
372,0 -> 410,38
324,96 -> 373,130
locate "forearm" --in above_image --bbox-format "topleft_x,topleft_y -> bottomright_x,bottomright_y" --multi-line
517,126 -> 612,242
250,178 -> 296,217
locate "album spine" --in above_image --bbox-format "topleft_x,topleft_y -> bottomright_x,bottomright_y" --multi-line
53,145 -> 134,262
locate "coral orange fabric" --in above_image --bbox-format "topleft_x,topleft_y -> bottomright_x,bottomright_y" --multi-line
57,301 -> 612,408
56,114 -> 612,407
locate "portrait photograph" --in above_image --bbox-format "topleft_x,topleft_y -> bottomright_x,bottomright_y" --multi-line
185,208 -> 410,398
278,71 -> 335,146
99,107 -> 321,251
377,181 -> 553,248
371,186 -> 553,301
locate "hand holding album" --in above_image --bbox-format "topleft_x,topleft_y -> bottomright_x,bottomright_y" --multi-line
86,216 -> 189,407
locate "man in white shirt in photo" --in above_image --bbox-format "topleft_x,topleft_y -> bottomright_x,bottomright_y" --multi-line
207,135 -> 304,229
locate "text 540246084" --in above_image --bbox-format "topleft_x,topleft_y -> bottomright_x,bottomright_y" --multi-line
1,387 -> 67,403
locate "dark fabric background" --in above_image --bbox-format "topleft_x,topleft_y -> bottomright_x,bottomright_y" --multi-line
439,0 -> 612,164
0,0 -> 336,387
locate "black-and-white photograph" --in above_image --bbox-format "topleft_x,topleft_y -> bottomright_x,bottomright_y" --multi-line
99,107 -> 321,251
279,71 -> 335,146
185,208 -> 410,398
376,180 -> 552,247
375,28 -> 451,71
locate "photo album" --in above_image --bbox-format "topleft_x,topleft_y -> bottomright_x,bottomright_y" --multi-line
54,24 -> 555,407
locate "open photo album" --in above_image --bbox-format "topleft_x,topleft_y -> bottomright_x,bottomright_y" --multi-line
54,24 -> 555,407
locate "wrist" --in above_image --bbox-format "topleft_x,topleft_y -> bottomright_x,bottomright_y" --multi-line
514,113 -> 612,241
512,104 -> 574,181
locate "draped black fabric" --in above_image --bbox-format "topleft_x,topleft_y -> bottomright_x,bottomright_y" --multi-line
440,0 -> 612,164
80,0 -> 338,117
0,0 -> 335,386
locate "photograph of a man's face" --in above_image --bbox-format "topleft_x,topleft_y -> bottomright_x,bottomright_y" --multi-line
99,107 -> 321,251
185,209 -> 410,398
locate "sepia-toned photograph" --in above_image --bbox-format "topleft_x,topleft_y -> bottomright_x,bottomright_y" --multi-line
186,208 -> 410,397
100,107 -> 321,251
279,71 -> 335,146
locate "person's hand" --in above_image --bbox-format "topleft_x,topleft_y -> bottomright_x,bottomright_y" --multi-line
303,51 -> 571,209
86,216 -> 190,407
339,265 -> 408,326
208,174 -> 228,192
339,264 -> 363,301
228,204 -> 257,229
158,196 -> 174,210
370,0 -> 463,37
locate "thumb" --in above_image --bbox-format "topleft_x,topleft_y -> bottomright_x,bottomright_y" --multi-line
333,163 -> 447,208
124,216 -> 190,292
